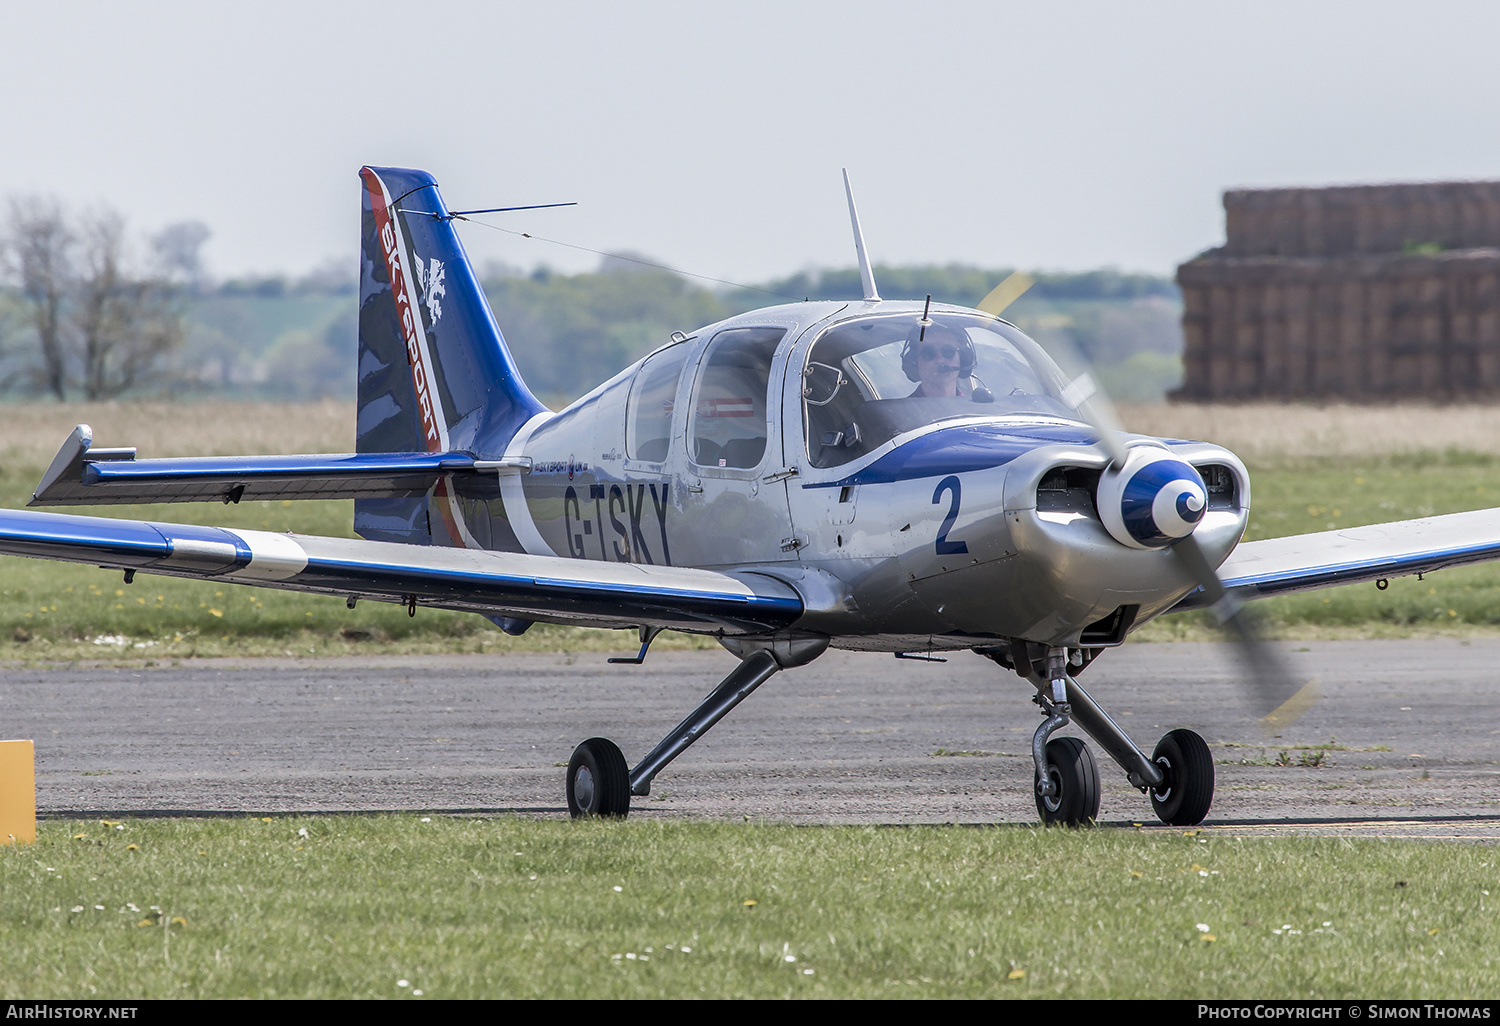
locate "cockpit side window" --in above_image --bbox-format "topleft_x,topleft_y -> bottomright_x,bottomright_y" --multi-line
688,326 -> 786,469
626,342 -> 690,462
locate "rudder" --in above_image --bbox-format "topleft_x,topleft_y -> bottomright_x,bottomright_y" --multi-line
355,166 -> 546,543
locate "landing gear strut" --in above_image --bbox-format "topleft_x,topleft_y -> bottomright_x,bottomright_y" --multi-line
564,635 -> 829,820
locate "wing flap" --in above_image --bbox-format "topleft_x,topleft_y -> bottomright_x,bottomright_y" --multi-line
28,424 -> 514,506
0,507 -> 803,635
1172,506 -> 1500,610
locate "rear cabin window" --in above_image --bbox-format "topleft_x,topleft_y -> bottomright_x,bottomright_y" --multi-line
626,342 -> 690,461
688,327 -> 786,469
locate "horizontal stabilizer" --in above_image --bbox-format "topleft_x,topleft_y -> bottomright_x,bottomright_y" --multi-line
30,425 -> 528,506
0,507 -> 803,635
1171,506 -> 1500,611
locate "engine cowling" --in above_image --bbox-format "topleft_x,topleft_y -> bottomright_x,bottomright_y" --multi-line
1096,447 -> 1207,550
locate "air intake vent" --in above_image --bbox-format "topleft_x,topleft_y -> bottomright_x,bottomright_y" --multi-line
1036,466 -> 1101,514
1079,605 -> 1138,646
1196,464 -> 1238,510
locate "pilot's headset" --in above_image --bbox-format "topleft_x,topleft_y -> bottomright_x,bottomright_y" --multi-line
901,321 -> 977,382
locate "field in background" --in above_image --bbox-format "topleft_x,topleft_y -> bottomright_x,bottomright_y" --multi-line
0,400 -> 354,460
1,402 -> 1500,660
1119,402 -> 1500,463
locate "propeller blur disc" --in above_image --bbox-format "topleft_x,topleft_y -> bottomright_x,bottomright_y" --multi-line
975,271 -> 1035,317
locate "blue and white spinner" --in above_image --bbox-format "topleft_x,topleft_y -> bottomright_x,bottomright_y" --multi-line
1097,446 -> 1208,550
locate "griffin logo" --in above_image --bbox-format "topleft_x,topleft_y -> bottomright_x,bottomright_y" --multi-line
413,257 -> 446,323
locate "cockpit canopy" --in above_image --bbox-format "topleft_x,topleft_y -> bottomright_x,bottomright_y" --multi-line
802,311 -> 1077,468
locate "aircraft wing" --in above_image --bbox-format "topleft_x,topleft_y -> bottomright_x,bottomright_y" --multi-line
0,507 -> 803,635
1171,506 -> 1500,611
29,425 -> 517,506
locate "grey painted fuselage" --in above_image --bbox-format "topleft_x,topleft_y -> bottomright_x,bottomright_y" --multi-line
449,300 -> 1247,652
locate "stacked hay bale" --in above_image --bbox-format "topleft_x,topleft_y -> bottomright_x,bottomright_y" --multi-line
1175,182 -> 1500,400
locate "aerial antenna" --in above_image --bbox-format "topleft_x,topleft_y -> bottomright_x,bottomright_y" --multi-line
447,202 -> 576,217
396,202 -> 578,222
842,169 -> 880,302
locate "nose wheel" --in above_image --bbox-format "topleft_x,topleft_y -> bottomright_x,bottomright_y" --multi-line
566,737 -> 631,818
1148,728 -> 1214,826
1034,736 -> 1101,826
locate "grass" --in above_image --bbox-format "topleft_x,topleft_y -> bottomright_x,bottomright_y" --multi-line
4,816 -> 1498,999
3,401 -> 1500,659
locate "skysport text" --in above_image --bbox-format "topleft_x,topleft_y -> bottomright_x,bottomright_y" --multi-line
1199,1009 -> 1492,1020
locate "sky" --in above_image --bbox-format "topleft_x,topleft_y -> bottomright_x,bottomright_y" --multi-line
3,1 -> 1499,285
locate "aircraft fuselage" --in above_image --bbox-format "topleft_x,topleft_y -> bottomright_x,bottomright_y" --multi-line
441,299 -> 1249,651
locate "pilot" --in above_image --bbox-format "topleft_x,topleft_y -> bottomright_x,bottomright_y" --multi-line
902,322 -> 989,400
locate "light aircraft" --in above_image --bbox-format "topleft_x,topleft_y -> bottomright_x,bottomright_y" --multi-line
9,166 -> 1500,826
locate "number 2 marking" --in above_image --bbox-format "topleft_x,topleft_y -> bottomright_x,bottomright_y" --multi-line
933,475 -> 969,555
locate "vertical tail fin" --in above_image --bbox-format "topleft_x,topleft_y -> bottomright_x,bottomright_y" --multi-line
355,166 -> 546,542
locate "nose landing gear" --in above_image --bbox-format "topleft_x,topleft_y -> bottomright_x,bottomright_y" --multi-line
1035,735 -> 1101,826
1002,644 -> 1215,828
1028,648 -> 1102,826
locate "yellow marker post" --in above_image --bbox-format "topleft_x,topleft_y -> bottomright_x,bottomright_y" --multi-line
0,740 -> 36,845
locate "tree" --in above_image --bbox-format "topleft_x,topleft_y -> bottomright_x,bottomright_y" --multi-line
151,220 -> 211,292
1,198 -> 185,400
73,210 -> 183,400
5,196 -> 73,399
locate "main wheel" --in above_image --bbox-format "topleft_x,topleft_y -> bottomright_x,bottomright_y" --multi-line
1034,736 -> 1101,826
566,737 -> 631,819
1149,728 -> 1214,826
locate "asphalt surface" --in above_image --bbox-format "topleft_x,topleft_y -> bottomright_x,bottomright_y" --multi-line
5,639 -> 1500,837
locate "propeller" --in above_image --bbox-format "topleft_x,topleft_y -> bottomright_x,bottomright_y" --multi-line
976,271 -> 1036,318
974,276 -> 1318,733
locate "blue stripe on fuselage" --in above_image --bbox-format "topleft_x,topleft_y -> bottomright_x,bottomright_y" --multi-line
803,421 -> 1099,489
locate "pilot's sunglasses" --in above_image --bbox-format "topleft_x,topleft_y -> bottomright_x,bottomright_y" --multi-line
919,345 -> 959,361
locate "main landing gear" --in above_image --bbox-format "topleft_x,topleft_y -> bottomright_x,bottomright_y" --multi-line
987,642 -> 1214,827
564,635 -> 830,819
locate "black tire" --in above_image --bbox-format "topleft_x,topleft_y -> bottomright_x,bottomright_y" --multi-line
566,737 -> 631,819
1149,728 -> 1214,826
1034,736 -> 1101,826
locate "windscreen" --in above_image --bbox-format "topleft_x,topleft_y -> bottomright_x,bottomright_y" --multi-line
802,312 -> 1077,468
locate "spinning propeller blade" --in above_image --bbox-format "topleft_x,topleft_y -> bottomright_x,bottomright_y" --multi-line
976,271 -> 1035,317
1171,531 -> 1320,733
992,287 -> 1318,733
